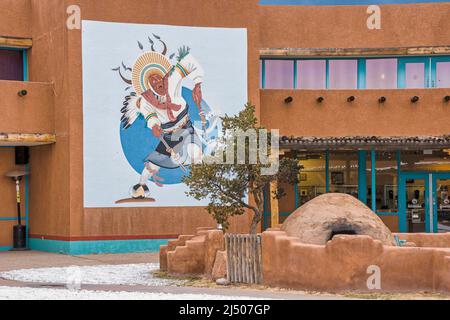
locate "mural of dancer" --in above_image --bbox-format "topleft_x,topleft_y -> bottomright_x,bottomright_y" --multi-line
113,36 -> 217,203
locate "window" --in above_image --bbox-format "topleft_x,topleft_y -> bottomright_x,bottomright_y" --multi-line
405,63 -> 425,88
436,62 -> 450,88
261,56 -> 450,90
373,151 -> 399,213
366,59 -> 398,89
401,150 -> 450,172
264,60 -> 294,89
297,153 -> 326,207
0,50 -> 23,81
328,60 -> 358,89
328,151 -> 359,198
297,60 -> 326,89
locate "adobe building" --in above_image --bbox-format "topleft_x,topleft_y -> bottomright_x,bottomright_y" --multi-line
1,0 -> 450,255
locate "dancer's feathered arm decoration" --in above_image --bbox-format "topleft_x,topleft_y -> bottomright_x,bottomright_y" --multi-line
120,92 -> 141,129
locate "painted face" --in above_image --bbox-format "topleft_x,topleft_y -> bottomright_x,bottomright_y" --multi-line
148,74 -> 166,96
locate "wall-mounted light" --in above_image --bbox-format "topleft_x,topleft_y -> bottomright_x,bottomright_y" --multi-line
444,96 -> 450,103
347,96 -> 355,103
317,97 -> 324,103
284,96 -> 293,104
411,96 -> 420,103
17,90 -> 28,97
378,96 -> 386,104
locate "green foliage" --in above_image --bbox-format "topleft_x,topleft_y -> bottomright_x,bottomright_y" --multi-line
183,103 -> 300,234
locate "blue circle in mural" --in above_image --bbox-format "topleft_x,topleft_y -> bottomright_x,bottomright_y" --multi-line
120,87 -> 217,185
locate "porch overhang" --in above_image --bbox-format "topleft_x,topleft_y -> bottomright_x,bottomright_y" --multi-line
280,135 -> 450,151
0,133 -> 56,146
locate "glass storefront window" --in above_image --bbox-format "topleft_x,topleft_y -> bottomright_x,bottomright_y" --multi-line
373,151 -> 398,213
328,60 -> 358,89
297,60 -> 326,89
264,60 -> 294,89
400,150 -> 450,172
365,58 -> 398,89
328,151 -> 359,198
297,153 -> 326,206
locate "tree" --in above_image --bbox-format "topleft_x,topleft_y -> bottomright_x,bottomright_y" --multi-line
183,103 -> 299,234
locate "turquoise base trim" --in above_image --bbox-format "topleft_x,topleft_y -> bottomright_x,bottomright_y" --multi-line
29,238 -> 169,255
0,246 -> 13,251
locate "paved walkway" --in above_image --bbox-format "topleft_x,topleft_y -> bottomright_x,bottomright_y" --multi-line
0,251 -> 346,300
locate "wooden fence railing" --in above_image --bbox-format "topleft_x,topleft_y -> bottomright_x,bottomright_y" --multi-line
225,234 -> 262,284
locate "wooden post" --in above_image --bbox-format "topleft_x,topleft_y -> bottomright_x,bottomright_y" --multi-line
270,180 -> 279,228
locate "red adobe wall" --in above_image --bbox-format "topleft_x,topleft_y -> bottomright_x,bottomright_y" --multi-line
262,230 -> 450,292
0,0 -> 30,38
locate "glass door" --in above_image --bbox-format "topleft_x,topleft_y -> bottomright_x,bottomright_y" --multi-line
398,57 -> 430,89
431,57 -> 450,88
434,173 -> 450,233
400,172 -> 450,233
399,172 -> 432,233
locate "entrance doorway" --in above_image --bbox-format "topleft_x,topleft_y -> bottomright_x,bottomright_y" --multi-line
399,172 -> 450,233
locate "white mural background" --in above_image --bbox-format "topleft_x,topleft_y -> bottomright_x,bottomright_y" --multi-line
82,20 -> 248,208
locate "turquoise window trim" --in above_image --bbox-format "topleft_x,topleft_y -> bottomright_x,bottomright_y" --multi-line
261,55 -> 450,90
371,149 -> 376,212
261,59 -> 266,89
294,183 -> 300,208
293,59 -> 298,89
0,217 -> 28,221
23,49 -> 28,81
357,58 -> 366,89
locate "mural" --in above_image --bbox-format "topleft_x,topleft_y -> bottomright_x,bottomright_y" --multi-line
82,21 -> 247,208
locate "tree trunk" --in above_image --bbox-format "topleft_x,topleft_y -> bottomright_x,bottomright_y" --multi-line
249,190 -> 264,234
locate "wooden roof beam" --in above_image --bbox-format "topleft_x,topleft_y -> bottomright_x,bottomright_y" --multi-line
260,46 -> 450,58
0,36 -> 32,49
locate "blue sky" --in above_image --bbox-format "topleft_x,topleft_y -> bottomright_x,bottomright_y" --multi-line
260,0 -> 450,5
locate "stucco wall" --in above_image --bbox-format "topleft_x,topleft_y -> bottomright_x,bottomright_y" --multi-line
261,89 -> 450,137
3,0 -> 450,244
262,230 -> 450,292
260,3 -> 450,49
0,81 -> 54,134
0,149 -> 27,248
0,0 -> 30,38
396,233 -> 450,248
26,0 -> 261,241
27,0 -> 71,239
